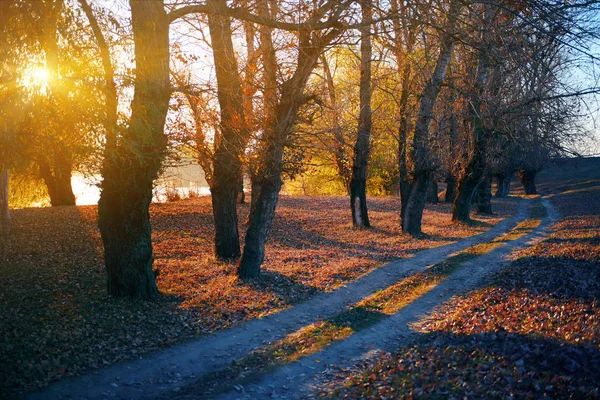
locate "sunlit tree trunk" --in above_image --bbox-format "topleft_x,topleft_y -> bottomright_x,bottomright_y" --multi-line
208,0 -> 247,260
40,0 -> 76,207
239,14 -> 256,207
402,2 -> 458,235
97,0 -> 170,299
0,169 -> 9,236
349,0 -> 372,228
246,0 -> 276,225
39,155 -> 76,206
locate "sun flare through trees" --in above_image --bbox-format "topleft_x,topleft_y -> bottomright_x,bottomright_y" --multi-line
1,0 -> 600,398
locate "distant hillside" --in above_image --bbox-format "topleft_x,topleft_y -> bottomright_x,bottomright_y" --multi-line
537,156 -> 600,194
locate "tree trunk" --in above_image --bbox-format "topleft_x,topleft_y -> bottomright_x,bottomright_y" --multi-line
444,173 -> 457,203
208,2 -> 246,260
451,138 -> 488,222
392,0 -> 416,225
494,173 -> 511,197
403,172 -> 431,235
238,28 -> 338,278
238,167 -> 282,279
402,2 -> 458,234
97,0 -> 170,299
349,0 -> 372,228
453,177 -> 478,222
427,179 -> 439,203
39,1 -> 76,208
39,158 -> 76,207
518,170 -> 537,195
0,169 -> 9,236
249,170 -> 261,221
477,174 -> 493,214
238,172 -> 246,204
452,6 -> 493,223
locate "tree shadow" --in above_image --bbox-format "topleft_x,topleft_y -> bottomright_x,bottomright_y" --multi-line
385,330 -> 600,398
1,205 -> 199,398
242,269 -> 320,303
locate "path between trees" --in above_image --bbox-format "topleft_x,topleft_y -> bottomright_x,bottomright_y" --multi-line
29,198 -> 555,400
216,198 -> 557,399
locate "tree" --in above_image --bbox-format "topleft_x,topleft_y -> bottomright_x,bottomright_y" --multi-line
0,170 -> 8,236
401,0 -> 460,235
390,0 -> 418,224
321,52 -> 352,193
207,0 -> 248,260
349,0 -> 373,228
238,2 -> 350,278
92,0 -> 171,299
0,0 -> 14,235
451,4 -> 496,222
38,0 -> 76,207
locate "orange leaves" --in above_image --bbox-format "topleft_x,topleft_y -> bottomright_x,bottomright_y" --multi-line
0,195 -> 518,396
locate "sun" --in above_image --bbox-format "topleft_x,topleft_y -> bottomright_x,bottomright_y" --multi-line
21,66 -> 51,93
31,67 -> 49,84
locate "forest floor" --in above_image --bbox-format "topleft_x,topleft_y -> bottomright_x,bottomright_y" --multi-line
3,158 -> 599,400
2,188 -> 515,398
324,158 -> 600,400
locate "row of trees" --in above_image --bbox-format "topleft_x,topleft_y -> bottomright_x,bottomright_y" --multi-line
1,0 -> 597,299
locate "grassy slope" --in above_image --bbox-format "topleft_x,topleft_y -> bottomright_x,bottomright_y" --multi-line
0,194 -> 516,397
332,157 -> 600,399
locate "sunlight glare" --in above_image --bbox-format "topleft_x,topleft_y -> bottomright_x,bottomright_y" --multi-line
32,68 -> 49,84
21,66 -> 50,93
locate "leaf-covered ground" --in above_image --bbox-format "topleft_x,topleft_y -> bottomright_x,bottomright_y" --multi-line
0,195 -> 515,397
330,160 -> 600,399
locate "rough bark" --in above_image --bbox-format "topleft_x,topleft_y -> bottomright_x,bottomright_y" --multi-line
477,174 -> 493,214
97,0 -> 170,299
402,2 -> 458,235
0,169 -> 9,236
427,179 -> 439,203
404,172 -> 431,235
518,169 -> 537,195
208,1 -> 246,260
350,0 -> 372,228
453,177 -> 478,222
494,173 -> 511,197
444,173 -> 457,203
